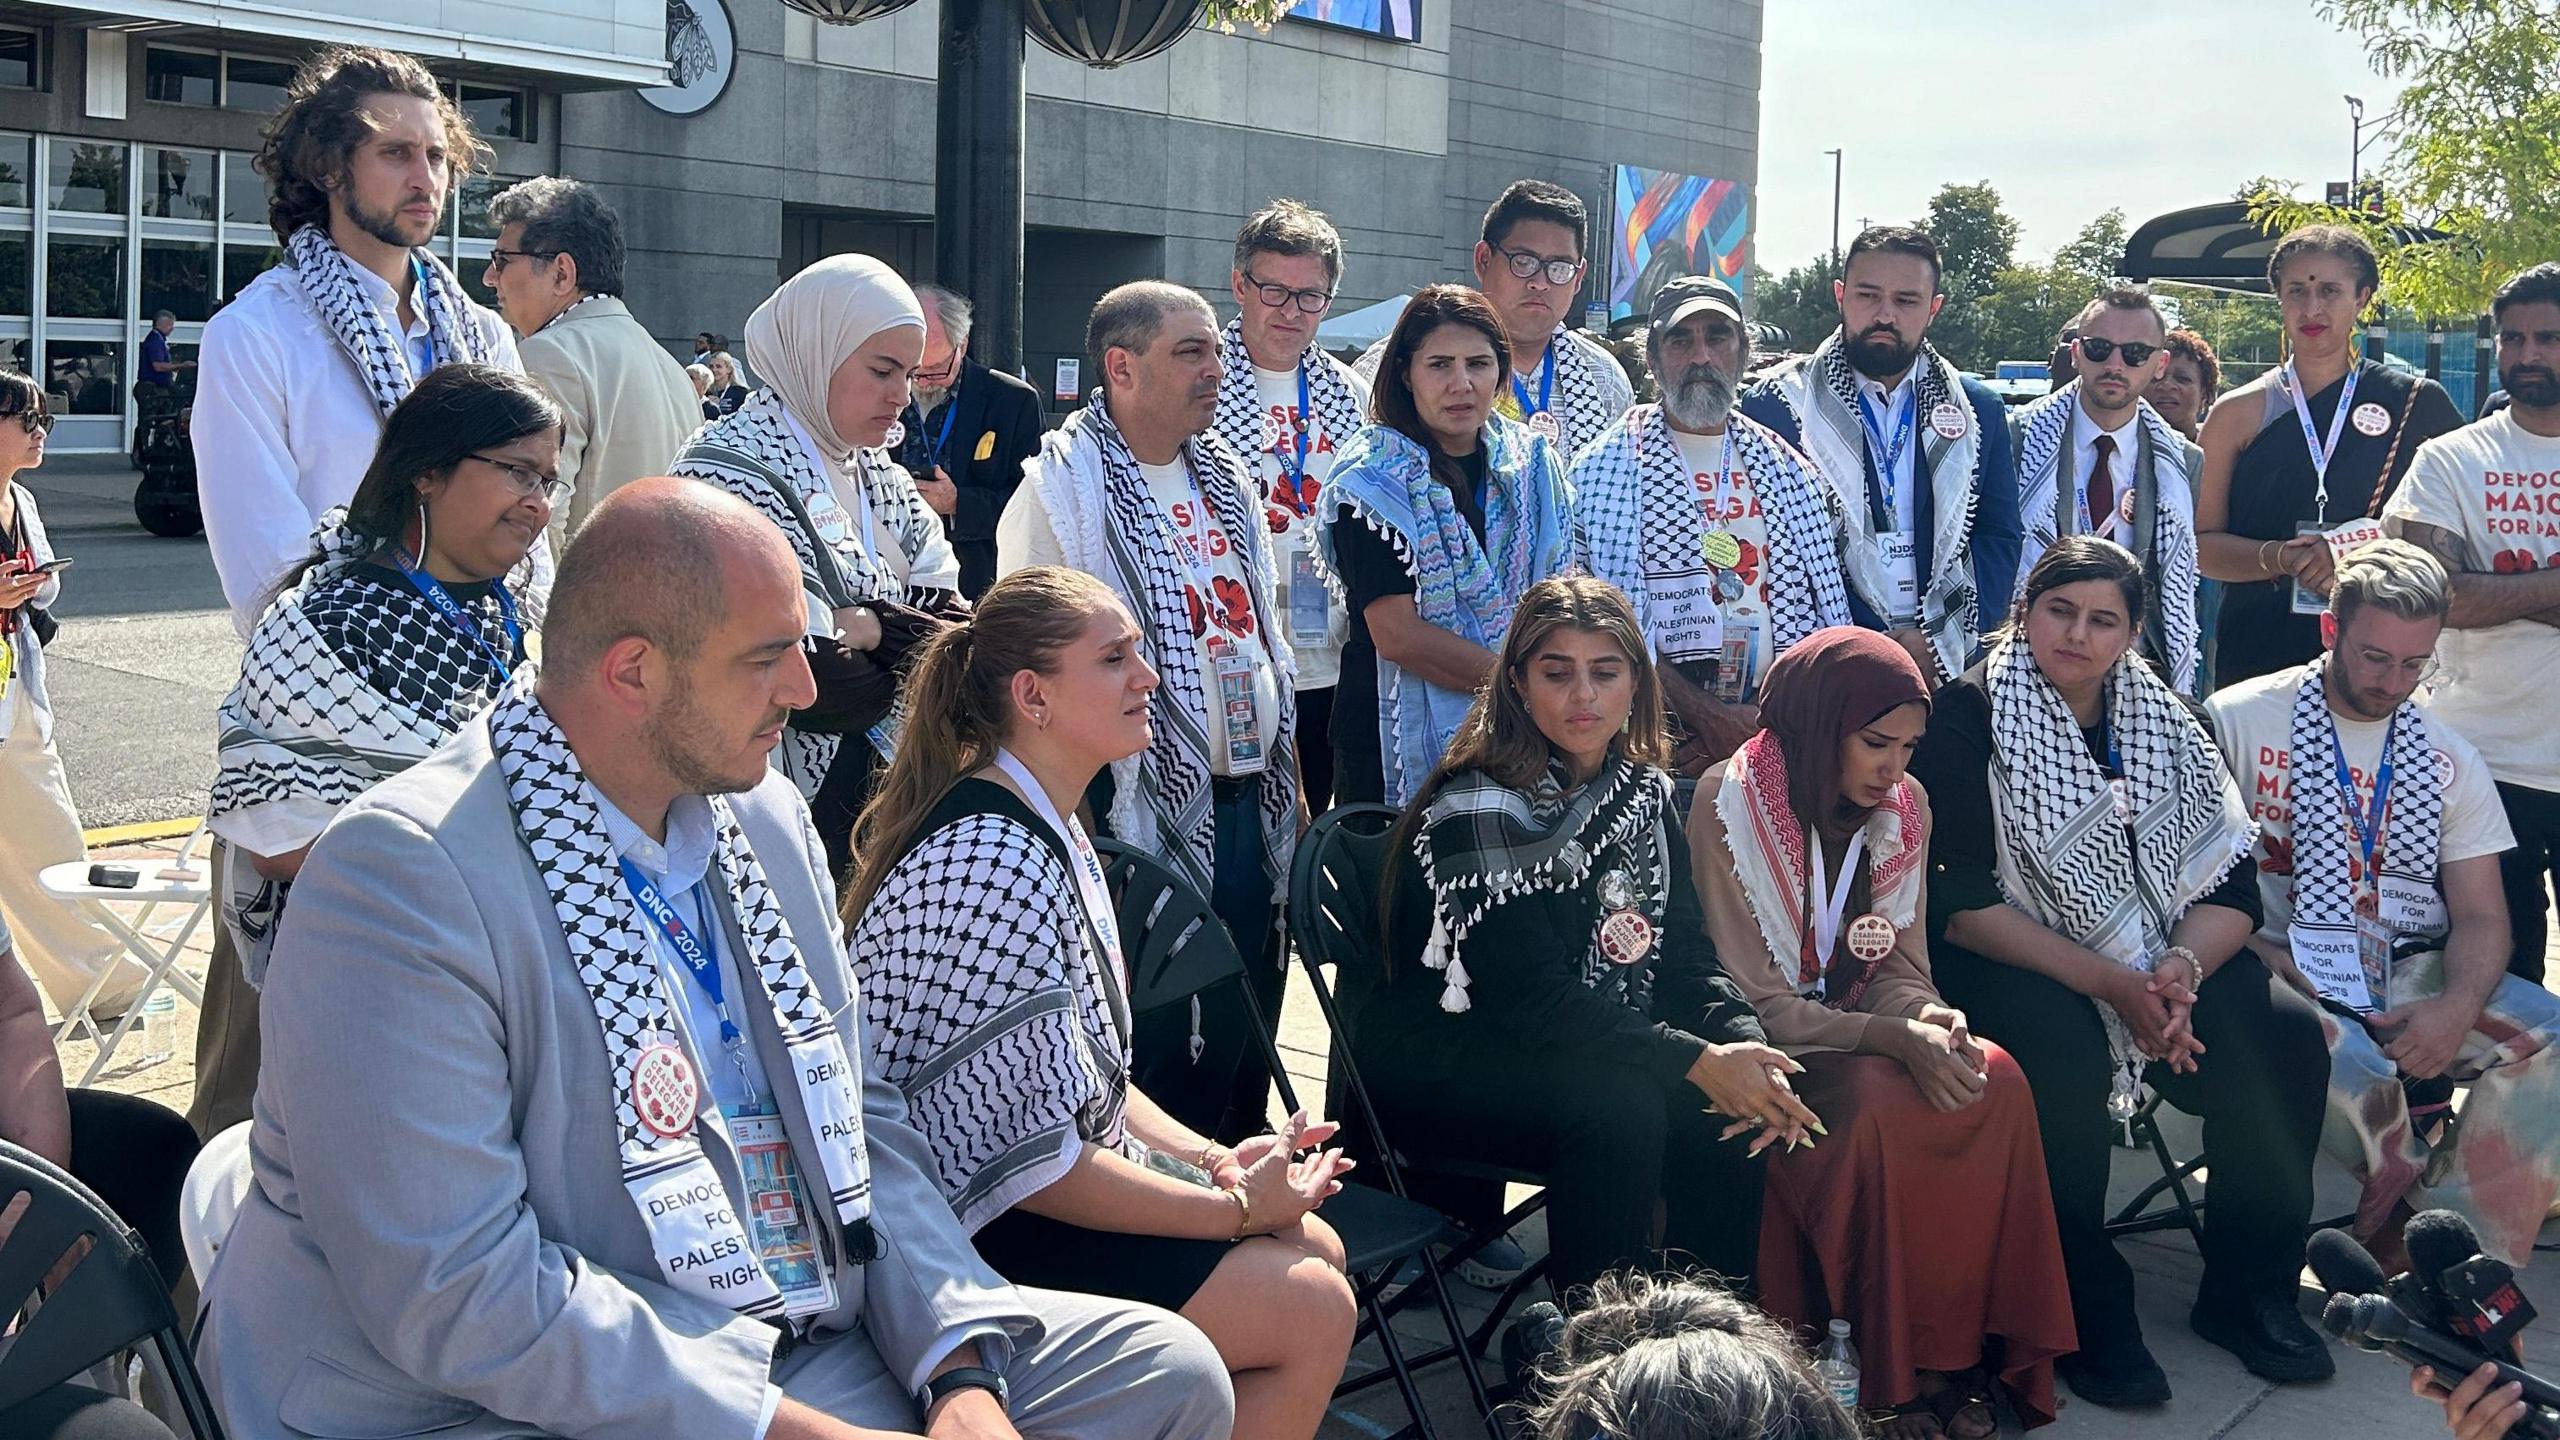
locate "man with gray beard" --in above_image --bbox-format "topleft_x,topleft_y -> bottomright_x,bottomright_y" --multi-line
1572,277 -> 1856,771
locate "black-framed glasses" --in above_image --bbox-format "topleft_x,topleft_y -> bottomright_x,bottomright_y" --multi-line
2077,337 -> 2161,366
6,410 -> 53,436
486,247 -> 560,275
1495,245 -> 1584,286
468,452 -> 570,503
1245,271 -> 1335,315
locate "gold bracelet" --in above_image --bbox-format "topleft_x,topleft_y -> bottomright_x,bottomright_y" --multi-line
1224,1185 -> 1250,1238
1193,1142 -> 1221,1172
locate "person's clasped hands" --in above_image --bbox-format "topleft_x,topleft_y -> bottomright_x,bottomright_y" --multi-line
1208,1108 -> 1354,1236
1687,1041 -> 1825,1157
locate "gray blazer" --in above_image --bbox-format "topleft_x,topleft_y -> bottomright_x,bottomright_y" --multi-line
198,723 -> 1038,1440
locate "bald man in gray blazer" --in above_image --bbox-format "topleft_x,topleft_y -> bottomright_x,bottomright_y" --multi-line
197,480 -> 1232,1440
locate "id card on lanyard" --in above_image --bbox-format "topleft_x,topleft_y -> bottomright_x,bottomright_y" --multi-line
2283,361 -> 2366,616
1156,464 -> 1270,775
1860,387 -> 1921,626
1277,364 -> 1333,647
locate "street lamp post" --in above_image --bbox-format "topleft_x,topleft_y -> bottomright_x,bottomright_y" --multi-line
1824,147 -> 1843,272
2346,93 -> 2365,196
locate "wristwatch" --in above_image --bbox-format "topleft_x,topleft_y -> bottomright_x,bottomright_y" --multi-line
923,1365 -> 1010,1416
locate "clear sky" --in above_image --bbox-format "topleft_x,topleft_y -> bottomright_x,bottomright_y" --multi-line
1752,1 -> 2410,274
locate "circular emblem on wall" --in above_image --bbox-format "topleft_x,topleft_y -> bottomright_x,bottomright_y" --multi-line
640,0 -> 737,118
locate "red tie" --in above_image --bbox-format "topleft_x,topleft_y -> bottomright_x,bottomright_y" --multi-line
2090,433 -> 2117,535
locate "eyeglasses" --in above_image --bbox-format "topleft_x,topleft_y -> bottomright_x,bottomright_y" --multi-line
2076,337 -> 2161,366
486,247 -> 560,275
468,452 -> 570,503
1494,245 -> 1585,287
6,410 -> 53,436
1245,271 -> 1335,316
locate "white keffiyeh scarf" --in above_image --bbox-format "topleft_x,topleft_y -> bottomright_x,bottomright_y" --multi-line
673,390 -> 961,795
209,512 -> 527,983
1024,396 -> 1299,902
2285,664 -> 2445,1012
1985,638 -> 2255,1097
284,225 -> 498,417
488,684 -> 874,1320
855,789 -> 1139,1234
1413,756 -> 1673,1014
2011,385 -> 2202,694
1358,325 -> 1633,459
1211,320 -> 1368,507
1571,405 -> 1853,667
1757,331 -> 1983,677
1712,729 -> 1924,1002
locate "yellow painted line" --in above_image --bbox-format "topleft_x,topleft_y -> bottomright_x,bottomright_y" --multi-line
83,816 -> 200,847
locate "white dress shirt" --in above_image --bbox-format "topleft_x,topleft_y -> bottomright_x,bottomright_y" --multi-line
1853,370 -> 1921,533
193,262 -> 522,636
2071,400 -> 2143,546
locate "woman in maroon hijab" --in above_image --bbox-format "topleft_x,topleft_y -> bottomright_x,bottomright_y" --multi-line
1686,627 -> 2076,1437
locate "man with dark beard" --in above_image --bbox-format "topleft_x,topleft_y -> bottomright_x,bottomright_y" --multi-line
1740,226 -> 2021,687
1572,276 -> 1854,771
2385,262 -> 2560,982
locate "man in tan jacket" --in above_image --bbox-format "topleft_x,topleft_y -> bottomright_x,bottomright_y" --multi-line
487,177 -> 702,547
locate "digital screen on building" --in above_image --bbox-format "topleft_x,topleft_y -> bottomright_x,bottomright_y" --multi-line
1609,165 -> 1752,323
1286,0 -> 1420,43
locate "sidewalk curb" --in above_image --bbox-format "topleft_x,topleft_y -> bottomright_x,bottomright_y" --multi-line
84,816 -> 200,847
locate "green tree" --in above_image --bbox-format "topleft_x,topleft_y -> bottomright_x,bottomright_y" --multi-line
1920,181 -> 2022,369
2053,209 -> 2129,296
2256,0 -> 2560,317
1751,254 -> 1842,351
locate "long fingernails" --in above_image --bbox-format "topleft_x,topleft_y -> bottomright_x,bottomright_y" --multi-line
1808,1118 -> 1829,1136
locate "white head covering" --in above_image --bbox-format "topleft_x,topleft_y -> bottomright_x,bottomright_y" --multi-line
743,254 -> 925,463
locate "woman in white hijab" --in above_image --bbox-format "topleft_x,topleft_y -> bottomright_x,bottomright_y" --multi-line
672,254 -> 967,872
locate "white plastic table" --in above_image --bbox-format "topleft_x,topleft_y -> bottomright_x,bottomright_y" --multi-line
38,841 -> 213,1085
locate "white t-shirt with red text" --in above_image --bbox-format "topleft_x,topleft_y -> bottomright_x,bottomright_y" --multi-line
1665,426 -> 1777,699
1139,458 -> 1281,777
2208,661 -> 2512,958
2383,410 -> 2560,792
1251,365 -> 1367,690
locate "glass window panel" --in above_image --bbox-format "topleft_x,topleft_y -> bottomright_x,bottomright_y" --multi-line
142,239 -> 215,321
223,151 -> 264,226
456,170 -> 509,241
221,242 -> 281,307
0,339 -> 27,376
144,48 -> 218,107
47,234 -> 123,318
455,252 -> 497,308
0,135 -> 29,209
224,56 -> 295,114
44,340 -> 124,416
47,139 -> 124,214
459,85 -> 524,141
0,230 -> 27,314
143,146 -> 216,221
0,28 -> 38,90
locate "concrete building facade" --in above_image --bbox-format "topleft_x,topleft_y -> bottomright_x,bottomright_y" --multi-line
0,0 -> 1757,449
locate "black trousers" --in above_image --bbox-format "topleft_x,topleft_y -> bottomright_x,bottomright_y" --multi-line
1130,779 -> 1284,1142
1934,947 -> 2327,1351
1361,1035 -> 1765,1300
1296,685 -> 1335,818
2496,781 -> 2560,985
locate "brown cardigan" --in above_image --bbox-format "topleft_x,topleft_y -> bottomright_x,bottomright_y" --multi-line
1685,763 -> 1946,1055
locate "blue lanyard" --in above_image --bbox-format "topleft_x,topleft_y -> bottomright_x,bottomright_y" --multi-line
1856,385 -> 1915,512
925,398 -> 961,471
619,859 -> 738,1045
2329,710 -> 2397,881
408,254 -> 439,371
1283,362 -> 1314,493
1510,341 -> 1556,418
395,553 -> 520,678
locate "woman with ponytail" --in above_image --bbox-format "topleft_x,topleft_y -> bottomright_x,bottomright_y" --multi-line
848,565 -> 1357,1440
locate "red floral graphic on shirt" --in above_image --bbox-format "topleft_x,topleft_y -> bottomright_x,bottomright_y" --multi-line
2494,549 -> 2545,574
1211,576 -> 1258,637
1731,538 -> 1762,587
2261,833 -> 2295,877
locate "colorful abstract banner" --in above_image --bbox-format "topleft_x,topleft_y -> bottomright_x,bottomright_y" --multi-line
1610,165 -> 1752,323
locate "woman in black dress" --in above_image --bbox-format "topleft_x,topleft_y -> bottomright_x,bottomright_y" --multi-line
2195,224 -> 2462,688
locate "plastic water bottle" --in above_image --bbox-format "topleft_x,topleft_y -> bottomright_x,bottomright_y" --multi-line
135,991 -> 176,1068
1814,1317 -> 1861,1412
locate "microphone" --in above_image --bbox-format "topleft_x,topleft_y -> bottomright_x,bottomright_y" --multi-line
2409,1209 -> 2539,1355
2321,1293 -> 2560,1436
2307,1226 -> 2388,1298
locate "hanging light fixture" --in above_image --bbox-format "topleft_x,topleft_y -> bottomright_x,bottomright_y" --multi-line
777,0 -> 919,25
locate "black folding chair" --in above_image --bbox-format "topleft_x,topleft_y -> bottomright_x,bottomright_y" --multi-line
2104,1090 -> 2208,1245
0,1140 -> 225,1439
1097,839 -> 1498,1440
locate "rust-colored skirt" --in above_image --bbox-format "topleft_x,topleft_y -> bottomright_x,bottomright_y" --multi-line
1754,1044 -> 2077,1427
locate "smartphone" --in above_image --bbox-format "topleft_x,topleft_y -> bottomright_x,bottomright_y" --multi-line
35,557 -> 70,575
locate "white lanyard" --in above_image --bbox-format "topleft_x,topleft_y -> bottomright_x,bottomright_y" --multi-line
784,409 -> 895,582
992,748 -> 1125,976
1695,428 -> 1738,524
1806,825 -> 1868,965
2280,360 -> 2360,519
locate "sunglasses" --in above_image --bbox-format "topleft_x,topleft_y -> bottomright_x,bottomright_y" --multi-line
2076,337 -> 2161,367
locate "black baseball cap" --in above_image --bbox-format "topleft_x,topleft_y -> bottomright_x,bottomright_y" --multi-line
1650,274 -> 1745,332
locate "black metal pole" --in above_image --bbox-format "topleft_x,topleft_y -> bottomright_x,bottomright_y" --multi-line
1825,148 -> 1842,271
936,0 -> 1026,376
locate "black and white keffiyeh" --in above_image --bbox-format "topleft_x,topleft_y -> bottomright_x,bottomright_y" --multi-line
209,512 -> 526,982
1212,319 -> 1367,484
1571,405 -> 1853,663
487,683 -> 872,1320
1757,331 -> 1983,677
284,224 -> 499,418
673,390 -> 961,795
2011,385 -> 2202,693
1413,757 -> 1674,1014
2285,664 -> 2446,997
1985,637 -> 2254,1088
854,800 -> 1139,1234
1357,325 -> 1634,459
1024,396 -> 1299,903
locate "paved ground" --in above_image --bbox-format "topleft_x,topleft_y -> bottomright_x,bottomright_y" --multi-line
30,469 -> 2519,1437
